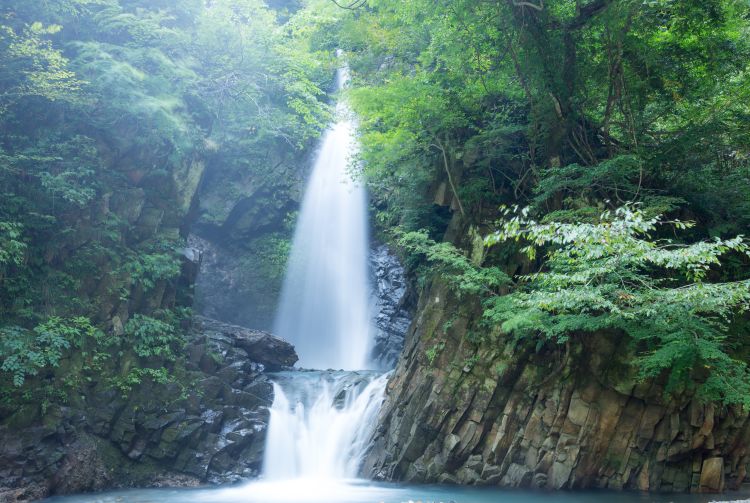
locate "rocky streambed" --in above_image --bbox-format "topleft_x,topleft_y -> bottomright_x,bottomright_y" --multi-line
0,317 -> 296,502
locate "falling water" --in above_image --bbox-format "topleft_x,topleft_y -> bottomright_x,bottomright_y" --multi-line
264,56 -> 386,485
273,63 -> 372,371
263,371 -> 388,480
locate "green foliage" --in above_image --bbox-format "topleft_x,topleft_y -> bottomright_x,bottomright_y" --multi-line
532,156 -> 684,221
124,314 -> 184,361
125,250 -> 182,291
425,341 -> 445,366
398,229 -> 508,296
0,317 -> 100,386
0,0 -> 332,402
0,222 -> 26,267
344,0 -> 750,235
485,206 -> 750,407
0,21 -> 82,114
462,354 -> 480,372
343,0 -> 750,410
108,366 -> 170,397
248,235 -> 293,281
191,0 -> 332,161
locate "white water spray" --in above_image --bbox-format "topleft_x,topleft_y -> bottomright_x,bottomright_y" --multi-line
263,372 -> 388,480
273,64 -> 372,371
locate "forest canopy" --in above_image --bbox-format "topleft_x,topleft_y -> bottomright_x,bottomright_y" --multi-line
339,0 -> 750,406
0,0 -> 336,404
0,0 -> 749,411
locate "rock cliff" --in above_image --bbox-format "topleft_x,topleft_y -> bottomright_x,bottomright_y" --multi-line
364,279 -> 750,493
190,147 -> 310,331
0,318 -> 296,502
369,244 -> 413,369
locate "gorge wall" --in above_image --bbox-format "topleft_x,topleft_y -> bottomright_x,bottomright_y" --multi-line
365,219 -> 750,494
189,145 -> 310,332
0,317 -> 296,502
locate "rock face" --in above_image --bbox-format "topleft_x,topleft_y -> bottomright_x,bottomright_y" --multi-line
189,233 -> 288,332
0,318 -> 296,502
195,316 -> 298,370
61,151 -> 205,334
369,244 -> 413,369
190,148 -> 310,332
363,279 -> 750,493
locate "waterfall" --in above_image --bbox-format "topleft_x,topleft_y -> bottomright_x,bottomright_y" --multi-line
273,64 -> 372,371
264,56 -> 386,484
263,371 -> 388,480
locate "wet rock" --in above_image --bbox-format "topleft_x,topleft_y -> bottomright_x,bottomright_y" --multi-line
198,376 -> 225,399
147,473 -> 201,488
0,315 -> 292,500
195,316 -> 297,370
229,390 -> 266,409
0,485 -> 48,503
369,244 -> 412,369
143,410 -> 186,431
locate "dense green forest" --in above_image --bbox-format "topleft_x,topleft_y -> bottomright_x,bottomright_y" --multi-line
0,0 -> 336,407
1,0 -> 750,416
1,0 -> 750,497
338,0 -> 750,407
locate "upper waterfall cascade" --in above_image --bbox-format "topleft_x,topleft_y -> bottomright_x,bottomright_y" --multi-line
273,64 -> 372,371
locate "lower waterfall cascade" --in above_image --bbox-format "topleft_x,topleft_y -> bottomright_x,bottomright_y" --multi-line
262,371 -> 389,480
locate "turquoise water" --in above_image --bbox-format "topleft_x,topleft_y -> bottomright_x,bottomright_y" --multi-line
41,479 -> 748,503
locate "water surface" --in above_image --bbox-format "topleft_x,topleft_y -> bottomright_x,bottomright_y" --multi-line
42,479 -> 748,503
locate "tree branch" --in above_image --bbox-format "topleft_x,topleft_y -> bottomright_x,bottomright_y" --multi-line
330,0 -> 367,10
430,138 -> 466,217
512,0 -> 544,11
567,0 -> 611,30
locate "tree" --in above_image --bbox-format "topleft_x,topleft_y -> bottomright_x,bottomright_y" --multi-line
484,206 -> 750,406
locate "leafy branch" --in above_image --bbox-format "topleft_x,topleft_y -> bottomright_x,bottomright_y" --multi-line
485,205 -> 750,407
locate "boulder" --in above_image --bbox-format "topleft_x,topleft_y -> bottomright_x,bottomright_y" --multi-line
195,316 -> 297,370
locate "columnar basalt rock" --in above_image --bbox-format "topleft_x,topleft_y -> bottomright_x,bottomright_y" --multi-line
364,279 -> 750,494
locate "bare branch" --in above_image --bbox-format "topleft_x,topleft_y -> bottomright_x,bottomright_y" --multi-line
430,138 -> 466,217
512,0 -> 544,11
330,0 -> 367,10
